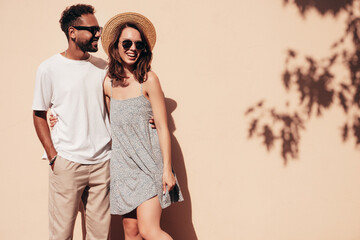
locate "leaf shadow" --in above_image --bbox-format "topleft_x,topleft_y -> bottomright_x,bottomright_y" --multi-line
245,0 -> 360,164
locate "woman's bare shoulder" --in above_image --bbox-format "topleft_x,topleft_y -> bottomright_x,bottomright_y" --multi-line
103,75 -> 113,96
144,71 -> 159,85
104,75 -> 112,84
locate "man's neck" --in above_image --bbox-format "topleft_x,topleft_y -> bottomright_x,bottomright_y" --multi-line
63,47 -> 90,60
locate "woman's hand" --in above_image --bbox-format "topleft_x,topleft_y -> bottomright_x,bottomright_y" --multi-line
162,169 -> 176,194
49,114 -> 58,128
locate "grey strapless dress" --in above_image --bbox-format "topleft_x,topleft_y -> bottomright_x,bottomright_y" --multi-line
109,87 -> 183,215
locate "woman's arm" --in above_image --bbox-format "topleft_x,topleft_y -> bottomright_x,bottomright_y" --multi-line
144,71 -> 175,192
103,76 -> 112,116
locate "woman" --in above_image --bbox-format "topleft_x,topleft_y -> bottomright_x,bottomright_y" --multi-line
101,13 -> 183,240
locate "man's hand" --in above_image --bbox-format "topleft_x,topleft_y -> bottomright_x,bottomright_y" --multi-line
49,114 -> 58,128
33,110 -> 57,167
149,116 -> 156,129
49,154 -> 57,171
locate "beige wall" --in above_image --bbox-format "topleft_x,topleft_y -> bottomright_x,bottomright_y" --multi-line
1,0 -> 360,239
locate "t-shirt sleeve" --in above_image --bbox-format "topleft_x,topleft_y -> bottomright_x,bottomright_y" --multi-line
32,64 -> 52,111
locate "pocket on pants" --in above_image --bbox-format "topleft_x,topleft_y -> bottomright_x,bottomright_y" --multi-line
51,155 -> 78,192
52,155 -> 70,175
52,155 -> 61,175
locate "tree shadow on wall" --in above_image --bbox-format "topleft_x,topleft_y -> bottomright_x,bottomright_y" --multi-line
109,98 -> 197,239
245,0 -> 360,165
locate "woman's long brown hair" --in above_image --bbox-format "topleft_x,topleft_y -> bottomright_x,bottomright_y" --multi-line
107,23 -> 152,84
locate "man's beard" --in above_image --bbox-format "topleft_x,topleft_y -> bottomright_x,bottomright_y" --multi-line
76,37 -> 99,52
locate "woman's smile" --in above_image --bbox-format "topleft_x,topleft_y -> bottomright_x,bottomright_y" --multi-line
125,51 -> 137,60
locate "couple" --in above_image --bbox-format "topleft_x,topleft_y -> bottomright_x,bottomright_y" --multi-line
32,4 -> 183,240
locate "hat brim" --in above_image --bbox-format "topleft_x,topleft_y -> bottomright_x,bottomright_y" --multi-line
101,12 -> 156,56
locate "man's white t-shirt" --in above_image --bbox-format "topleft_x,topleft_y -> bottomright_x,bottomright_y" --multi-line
32,53 -> 111,164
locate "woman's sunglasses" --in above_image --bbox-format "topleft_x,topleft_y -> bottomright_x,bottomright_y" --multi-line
121,40 -> 146,50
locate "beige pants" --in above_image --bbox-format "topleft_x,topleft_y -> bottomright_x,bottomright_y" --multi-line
48,155 -> 110,240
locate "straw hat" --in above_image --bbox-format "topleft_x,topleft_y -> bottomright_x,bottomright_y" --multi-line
101,12 -> 156,56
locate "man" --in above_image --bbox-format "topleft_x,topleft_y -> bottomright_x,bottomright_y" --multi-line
33,4 -> 111,239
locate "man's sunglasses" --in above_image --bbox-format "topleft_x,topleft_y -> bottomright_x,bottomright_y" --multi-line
73,26 -> 103,36
121,40 -> 146,50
